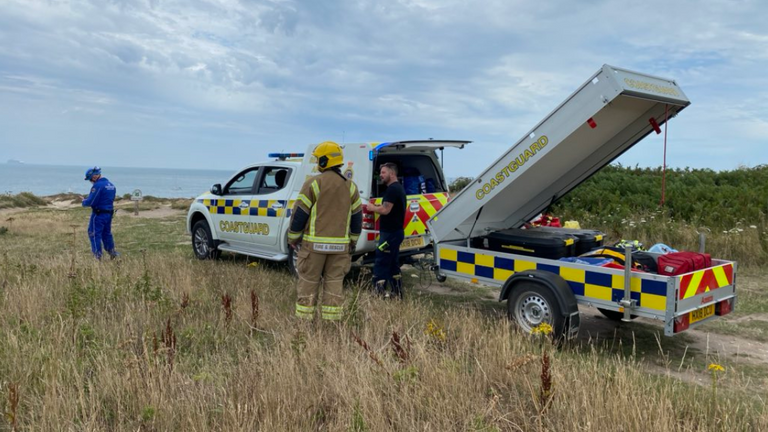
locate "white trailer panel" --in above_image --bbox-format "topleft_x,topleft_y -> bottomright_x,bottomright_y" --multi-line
427,65 -> 690,243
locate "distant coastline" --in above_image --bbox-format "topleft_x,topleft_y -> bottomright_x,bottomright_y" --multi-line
6,159 -> 24,165
0,163 -> 232,198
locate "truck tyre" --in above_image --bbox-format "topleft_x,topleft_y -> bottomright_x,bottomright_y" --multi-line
507,281 -> 565,337
597,308 -> 638,321
192,220 -> 220,260
287,243 -> 300,278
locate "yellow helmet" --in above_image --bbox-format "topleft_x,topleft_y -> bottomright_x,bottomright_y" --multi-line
312,141 -> 344,171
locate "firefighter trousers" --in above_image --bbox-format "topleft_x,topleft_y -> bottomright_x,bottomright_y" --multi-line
295,245 -> 351,321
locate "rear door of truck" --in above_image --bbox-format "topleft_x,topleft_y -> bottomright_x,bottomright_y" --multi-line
372,140 -> 469,251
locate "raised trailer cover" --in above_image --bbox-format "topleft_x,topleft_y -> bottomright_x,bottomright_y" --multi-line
427,65 -> 690,243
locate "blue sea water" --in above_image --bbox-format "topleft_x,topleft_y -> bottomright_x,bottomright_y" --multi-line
0,163 -> 236,198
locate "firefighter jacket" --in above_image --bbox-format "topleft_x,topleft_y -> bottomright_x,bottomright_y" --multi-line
288,169 -> 363,254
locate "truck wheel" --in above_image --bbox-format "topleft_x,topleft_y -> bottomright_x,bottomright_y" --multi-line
597,308 -> 638,321
192,221 -> 220,260
287,243 -> 300,278
507,282 -> 564,337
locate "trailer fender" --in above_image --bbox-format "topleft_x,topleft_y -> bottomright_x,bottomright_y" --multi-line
500,270 -> 580,335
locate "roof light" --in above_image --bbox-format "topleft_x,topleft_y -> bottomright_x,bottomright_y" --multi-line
269,153 -> 305,160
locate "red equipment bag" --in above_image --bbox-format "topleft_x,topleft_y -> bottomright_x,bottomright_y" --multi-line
658,252 -> 712,276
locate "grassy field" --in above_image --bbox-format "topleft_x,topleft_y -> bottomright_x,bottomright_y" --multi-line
1,199 -> 768,430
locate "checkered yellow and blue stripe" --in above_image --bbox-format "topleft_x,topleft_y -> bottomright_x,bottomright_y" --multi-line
198,199 -> 295,218
439,248 -> 668,311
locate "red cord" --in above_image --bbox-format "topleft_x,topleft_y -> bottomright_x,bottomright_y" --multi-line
660,104 -> 668,206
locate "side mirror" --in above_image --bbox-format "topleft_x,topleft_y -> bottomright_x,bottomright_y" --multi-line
210,184 -> 223,195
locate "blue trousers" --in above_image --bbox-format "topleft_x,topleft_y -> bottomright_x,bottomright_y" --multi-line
88,212 -> 115,258
373,230 -> 404,298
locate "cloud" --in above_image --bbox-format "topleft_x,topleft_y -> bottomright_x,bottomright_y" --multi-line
0,0 -> 766,172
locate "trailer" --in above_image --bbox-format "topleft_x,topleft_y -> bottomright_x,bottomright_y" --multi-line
426,65 -> 736,339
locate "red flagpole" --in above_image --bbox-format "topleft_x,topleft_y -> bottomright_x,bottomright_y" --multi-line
660,104 -> 668,206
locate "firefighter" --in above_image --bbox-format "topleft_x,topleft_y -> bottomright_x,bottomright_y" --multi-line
82,166 -> 119,259
287,141 -> 362,321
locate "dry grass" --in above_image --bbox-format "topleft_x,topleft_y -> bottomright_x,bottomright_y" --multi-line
1,208 -> 767,430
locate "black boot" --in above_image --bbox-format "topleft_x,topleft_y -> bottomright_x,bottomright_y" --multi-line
391,274 -> 403,300
374,279 -> 388,297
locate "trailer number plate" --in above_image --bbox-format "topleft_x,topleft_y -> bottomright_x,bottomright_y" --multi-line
690,304 -> 715,324
401,236 -> 425,251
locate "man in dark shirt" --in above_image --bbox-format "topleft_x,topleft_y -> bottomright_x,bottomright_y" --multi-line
368,162 -> 406,298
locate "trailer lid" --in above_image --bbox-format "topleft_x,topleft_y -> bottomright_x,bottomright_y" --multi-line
427,65 -> 691,243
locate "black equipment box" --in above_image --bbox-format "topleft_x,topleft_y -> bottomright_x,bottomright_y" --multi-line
529,227 -> 605,255
478,228 -> 579,259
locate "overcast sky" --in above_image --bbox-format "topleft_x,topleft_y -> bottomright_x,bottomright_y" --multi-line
0,0 -> 766,175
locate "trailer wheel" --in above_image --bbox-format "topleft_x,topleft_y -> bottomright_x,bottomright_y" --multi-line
597,308 -> 638,321
507,282 -> 564,336
192,221 -> 220,260
435,274 -> 447,283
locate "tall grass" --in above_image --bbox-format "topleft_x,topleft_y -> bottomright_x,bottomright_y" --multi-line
0,247 -> 765,430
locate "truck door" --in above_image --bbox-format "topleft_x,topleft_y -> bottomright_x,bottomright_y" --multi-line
211,167 -> 261,248
248,166 -> 293,247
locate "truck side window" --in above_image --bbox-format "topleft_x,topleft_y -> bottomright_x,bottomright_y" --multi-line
225,168 -> 260,195
256,167 -> 291,195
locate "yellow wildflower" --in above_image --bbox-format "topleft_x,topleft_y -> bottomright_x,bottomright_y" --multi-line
424,319 -> 446,342
247,262 -> 259,267
531,323 -> 554,336
708,363 -> 725,372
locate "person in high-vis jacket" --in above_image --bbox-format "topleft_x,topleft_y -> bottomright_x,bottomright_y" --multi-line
288,141 -> 363,321
82,166 -> 119,260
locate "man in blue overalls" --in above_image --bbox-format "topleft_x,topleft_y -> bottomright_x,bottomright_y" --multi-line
82,167 -> 119,259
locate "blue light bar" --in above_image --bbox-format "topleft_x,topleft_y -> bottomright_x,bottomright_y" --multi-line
269,153 -> 305,160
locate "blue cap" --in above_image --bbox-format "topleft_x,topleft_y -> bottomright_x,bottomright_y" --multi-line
84,166 -> 101,180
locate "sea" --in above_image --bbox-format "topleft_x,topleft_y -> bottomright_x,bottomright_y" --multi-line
0,163 -> 236,198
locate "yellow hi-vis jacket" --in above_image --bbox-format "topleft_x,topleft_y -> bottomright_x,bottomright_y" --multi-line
288,169 -> 362,254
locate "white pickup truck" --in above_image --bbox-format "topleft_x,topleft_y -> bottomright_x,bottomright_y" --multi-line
186,140 -> 468,274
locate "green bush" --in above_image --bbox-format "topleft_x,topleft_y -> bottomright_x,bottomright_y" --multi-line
449,177 -> 473,194
0,192 -> 47,209
552,164 -> 768,228
550,164 -> 768,264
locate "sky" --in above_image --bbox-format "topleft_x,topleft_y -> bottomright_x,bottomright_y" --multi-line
0,0 -> 766,176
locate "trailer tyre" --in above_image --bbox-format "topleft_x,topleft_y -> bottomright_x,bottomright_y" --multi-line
507,282 -> 565,337
436,273 -> 447,283
192,221 -> 220,260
